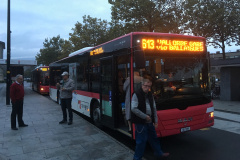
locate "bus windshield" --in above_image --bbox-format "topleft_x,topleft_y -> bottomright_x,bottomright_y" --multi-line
143,56 -> 211,110
41,71 -> 50,86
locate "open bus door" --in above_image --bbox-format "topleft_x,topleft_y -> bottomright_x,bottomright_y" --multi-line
100,56 -> 116,128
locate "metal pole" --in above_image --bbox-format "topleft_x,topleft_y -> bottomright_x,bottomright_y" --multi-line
6,0 -> 11,105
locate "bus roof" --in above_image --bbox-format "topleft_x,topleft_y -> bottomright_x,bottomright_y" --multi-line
131,32 -> 205,39
68,47 -> 94,57
32,66 -> 49,72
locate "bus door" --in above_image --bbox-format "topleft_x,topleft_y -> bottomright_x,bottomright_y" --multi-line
115,54 -> 131,133
100,56 -> 116,128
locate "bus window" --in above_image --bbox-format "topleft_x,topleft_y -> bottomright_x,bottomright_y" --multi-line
89,58 -> 100,93
77,57 -> 89,91
134,50 -> 145,69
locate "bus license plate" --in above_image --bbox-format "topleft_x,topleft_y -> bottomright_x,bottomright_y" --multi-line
181,127 -> 190,132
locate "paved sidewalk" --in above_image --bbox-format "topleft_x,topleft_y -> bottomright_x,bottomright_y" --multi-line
213,99 -> 240,114
0,83 -> 134,160
212,99 -> 240,135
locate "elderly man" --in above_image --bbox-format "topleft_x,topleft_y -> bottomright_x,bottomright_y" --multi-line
56,71 -> 75,125
131,74 -> 169,160
10,74 -> 28,130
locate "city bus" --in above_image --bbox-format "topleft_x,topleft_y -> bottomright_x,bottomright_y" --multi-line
49,32 -> 214,137
31,66 -> 50,94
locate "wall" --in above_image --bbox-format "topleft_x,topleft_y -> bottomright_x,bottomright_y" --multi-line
220,67 -> 240,101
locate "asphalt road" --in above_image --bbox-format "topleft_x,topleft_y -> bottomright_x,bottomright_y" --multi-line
149,127 -> 240,160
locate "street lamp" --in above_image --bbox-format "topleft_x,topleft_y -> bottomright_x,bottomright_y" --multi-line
6,0 -> 11,105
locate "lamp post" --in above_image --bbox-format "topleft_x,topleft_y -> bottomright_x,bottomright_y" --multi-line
6,0 -> 11,105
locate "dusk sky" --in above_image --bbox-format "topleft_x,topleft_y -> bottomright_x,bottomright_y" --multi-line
0,0 -> 239,60
0,0 -> 112,60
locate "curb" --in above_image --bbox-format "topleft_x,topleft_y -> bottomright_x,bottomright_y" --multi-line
215,109 -> 240,115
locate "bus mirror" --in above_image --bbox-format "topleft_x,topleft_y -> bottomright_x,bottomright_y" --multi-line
134,50 -> 145,69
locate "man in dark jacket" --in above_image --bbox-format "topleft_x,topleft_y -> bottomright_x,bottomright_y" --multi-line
131,74 -> 169,160
10,74 -> 28,130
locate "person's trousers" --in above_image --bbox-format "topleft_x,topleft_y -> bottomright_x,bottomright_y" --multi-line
60,98 -> 73,121
133,123 -> 163,160
11,100 -> 24,128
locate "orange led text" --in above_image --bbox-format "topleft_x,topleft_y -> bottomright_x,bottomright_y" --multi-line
142,39 -> 204,52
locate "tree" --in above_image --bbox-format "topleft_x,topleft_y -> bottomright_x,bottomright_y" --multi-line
69,15 -> 110,51
183,0 -> 240,59
24,66 -> 35,79
109,0 -> 183,34
35,35 -> 68,65
58,40 -> 73,60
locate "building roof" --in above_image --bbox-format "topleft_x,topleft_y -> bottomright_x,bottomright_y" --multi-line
210,58 -> 240,67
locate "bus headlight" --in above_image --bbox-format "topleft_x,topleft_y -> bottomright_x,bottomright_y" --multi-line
41,88 -> 44,91
209,112 -> 214,118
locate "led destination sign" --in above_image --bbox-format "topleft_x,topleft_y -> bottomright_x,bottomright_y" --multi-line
90,47 -> 104,56
41,68 -> 48,71
142,39 -> 204,52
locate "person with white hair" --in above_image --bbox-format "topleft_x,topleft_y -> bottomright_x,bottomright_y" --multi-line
10,74 -> 28,130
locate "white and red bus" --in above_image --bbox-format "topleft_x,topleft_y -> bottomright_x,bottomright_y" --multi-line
31,66 -> 50,95
49,32 -> 214,137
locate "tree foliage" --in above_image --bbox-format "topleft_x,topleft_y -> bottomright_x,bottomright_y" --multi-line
69,15 -> 110,51
35,35 -> 70,65
109,0 -> 183,33
183,0 -> 240,59
24,66 -> 35,78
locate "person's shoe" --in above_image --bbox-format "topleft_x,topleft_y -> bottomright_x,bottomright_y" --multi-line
162,153 -> 170,157
68,121 -> 72,125
19,124 -> 28,127
11,127 -> 18,130
59,120 -> 67,124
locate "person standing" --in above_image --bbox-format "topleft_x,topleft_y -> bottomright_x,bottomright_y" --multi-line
57,71 -> 75,125
123,71 -> 142,132
131,74 -> 169,160
10,74 -> 28,130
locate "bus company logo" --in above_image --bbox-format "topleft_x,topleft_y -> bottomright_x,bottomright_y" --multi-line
178,117 -> 193,123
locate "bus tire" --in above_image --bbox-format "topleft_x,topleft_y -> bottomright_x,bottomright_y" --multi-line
91,102 -> 101,126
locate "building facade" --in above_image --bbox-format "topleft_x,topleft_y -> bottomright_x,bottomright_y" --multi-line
210,50 -> 240,101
